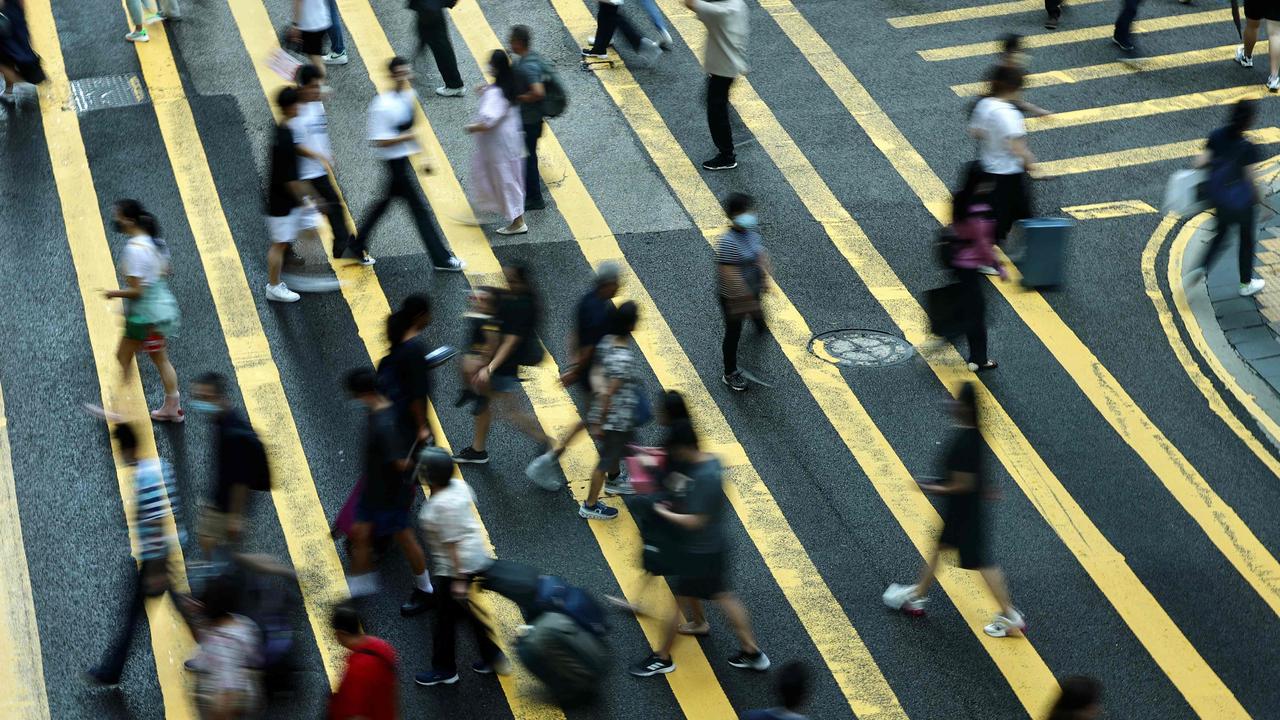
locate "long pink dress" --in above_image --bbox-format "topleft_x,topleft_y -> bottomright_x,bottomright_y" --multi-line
470,85 -> 526,224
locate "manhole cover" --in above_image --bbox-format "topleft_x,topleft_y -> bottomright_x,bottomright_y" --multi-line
809,329 -> 915,368
70,74 -> 148,114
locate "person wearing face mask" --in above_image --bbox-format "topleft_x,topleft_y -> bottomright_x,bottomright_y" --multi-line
190,372 -> 265,557
714,192 -> 769,392
466,49 -> 527,237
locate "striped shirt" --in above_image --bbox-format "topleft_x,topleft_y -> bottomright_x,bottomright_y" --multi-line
714,228 -> 763,298
134,457 -> 179,561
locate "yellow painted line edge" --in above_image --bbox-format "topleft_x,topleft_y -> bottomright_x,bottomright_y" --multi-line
1062,200 -> 1157,220
1026,85 -> 1268,133
1039,128 -> 1280,177
889,0 -> 1107,29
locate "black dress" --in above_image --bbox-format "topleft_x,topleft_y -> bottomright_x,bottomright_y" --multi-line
938,426 -> 990,570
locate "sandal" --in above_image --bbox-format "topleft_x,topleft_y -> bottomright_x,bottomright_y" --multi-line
150,407 -> 186,423
677,622 -> 711,637
967,361 -> 998,372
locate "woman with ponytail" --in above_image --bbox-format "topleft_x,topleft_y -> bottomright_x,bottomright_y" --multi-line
378,295 -> 434,444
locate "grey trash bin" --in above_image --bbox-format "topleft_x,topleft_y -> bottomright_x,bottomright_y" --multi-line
1015,217 -> 1073,289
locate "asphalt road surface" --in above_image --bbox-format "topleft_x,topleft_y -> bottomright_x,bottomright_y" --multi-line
2,0 -> 1279,718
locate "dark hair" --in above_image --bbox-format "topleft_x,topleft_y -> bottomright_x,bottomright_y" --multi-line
296,63 -> 324,88
510,24 -> 531,49
489,49 -> 520,103
988,64 -> 1024,96
115,199 -> 162,239
195,371 -> 229,397
610,300 -> 638,336
956,381 -> 978,426
665,419 -> 699,452
113,423 -> 138,454
345,368 -> 378,396
402,294 -> 431,321
724,192 -> 755,218
201,575 -> 239,620
777,662 -> 809,711
277,86 -> 299,111
388,56 -> 410,74
416,447 -> 455,488
1001,33 -> 1022,55
502,261 -> 541,329
1049,676 -> 1101,720
662,390 -> 689,425
331,601 -> 362,636
1228,99 -> 1256,138
952,162 -> 993,223
387,295 -> 430,349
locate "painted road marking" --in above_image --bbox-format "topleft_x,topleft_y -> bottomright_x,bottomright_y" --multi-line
550,0 -> 1059,713
223,1 -> 562,713
0,386 -> 50,720
667,0 -> 1253,714
28,2 -> 197,714
126,15 -> 352,687
1039,128 -> 1280,176
888,0 -> 1108,28
1026,85 -> 1271,132
331,0 -> 737,714
950,43 -> 1266,96
1062,200 -> 1157,220
919,8 -> 1232,61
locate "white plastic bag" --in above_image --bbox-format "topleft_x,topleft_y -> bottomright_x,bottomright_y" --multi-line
1162,169 -> 1207,217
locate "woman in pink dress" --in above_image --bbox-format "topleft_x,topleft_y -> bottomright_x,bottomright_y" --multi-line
467,50 -> 527,236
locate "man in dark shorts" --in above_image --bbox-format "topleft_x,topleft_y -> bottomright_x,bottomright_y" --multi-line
1236,0 -> 1280,91
344,369 -> 435,617
190,372 -> 261,557
630,421 -> 769,677
288,0 -> 332,78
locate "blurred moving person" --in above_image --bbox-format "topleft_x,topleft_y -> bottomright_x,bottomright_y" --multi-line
715,192 -> 769,392
510,25 -> 549,212
328,602 -> 400,720
685,0 -> 748,171
88,423 -> 180,686
968,65 -> 1038,248
467,49 -> 527,236
190,372 -> 270,557
381,295 -> 437,445
949,167 -> 1004,372
0,0 -> 45,104
122,0 -> 179,43
742,661 -> 810,720
579,301 -> 642,520
1190,100 -> 1267,297
409,0 -> 465,97
189,578 -> 263,719
883,383 -> 1026,638
266,87 -> 318,302
581,0 -> 663,65
287,0 -> 331,77
293,65 -> 355,261
322,0 -> 348,66
1236,1 -> 1280,91
1048,676 -> 1103,720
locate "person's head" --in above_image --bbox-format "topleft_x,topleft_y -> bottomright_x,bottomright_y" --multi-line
1228,99 -> 1257,137
469,286 -> 498,315
277,85 -> 301,119
295,63 -> 324,102
952,381 -> 978,427
488,49 -> 519,102
509,25 -> 532,55
661,390 -> 689,426
594,261 -> 621,298
724,192 -> 757,231
1049,676 -> 1102,720
388,56 -> 413,85
664,419 -> 700,462
988,63 -> 1024,98
114,422 -> 139,464
776,661 -> 809,711
331,601 -> 365,649
610,300 -> 638,337
112,198 -> 158,237
1001,33 -> 1021,56
344,368 -> 381,407
415,446 -> 455,491
386,294 -> 432,346
191,371 -> 231,415
502,261 -> 532,292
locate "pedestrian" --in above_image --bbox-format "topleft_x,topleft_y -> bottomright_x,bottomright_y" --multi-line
467,49 -> 527,236
1114,0 -> 1191,52
408,0 -> 466,97
742,661 -> 809,719
412,448 -> 509,686
294,64 -> 358,262
343,368 -> 436,617
381,294 -> 436,445
322,0 -> 348,66
1048,676 -> 1103,720
510,25 -> 548,212
1191,100 -> 1266,297
328,602 -> 400,720
1044,0 -> 1062,30
456,286 -> 499,413
122,0 -> 179,43
883,382 -> 1026,638
287,0 -> 331,77
638,0 -> 674,49
715,192 -> 769,393
581,1 -> 663,65
454,262 -> 552,465
949,166 -> 1003,372
188,577 -> 263,719
968,64 -> 1038,247
1235,0 -> 1280,92
630,420 -> 769,677
190,372 -> 268,557
979,35 -> 1049,118
579,301 -> 642,520
93,199 -> 183,422
266,86 -> 318,302
0,0 -> 45,105
357,56 -> 465,272
685,0 -> 748,171
87,423 -> 179,686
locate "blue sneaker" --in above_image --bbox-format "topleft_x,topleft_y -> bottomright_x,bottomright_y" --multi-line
578,501 -> 618,520
414,670 -> 459,686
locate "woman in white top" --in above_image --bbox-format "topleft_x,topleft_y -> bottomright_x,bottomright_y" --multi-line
96,200 -> 184,422
467,49 -> 527,237
967,64 -> 1039,246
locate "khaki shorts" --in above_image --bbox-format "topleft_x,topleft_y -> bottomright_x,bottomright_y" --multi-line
199,505 -> 234,546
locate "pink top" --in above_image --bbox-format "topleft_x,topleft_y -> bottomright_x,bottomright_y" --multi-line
950,202 -> 1005,277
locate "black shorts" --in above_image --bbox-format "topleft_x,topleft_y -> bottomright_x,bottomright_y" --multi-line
939,521 -> 990,570
1246,0 -> 1280,21
669,552 -> 729,600
299,29 -> 327,56
988,171 -> 1032,242
595,429 -> 633,473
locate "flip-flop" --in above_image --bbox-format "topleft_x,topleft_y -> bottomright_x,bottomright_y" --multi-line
677,622 -> 711,637
150,408 -> 185,424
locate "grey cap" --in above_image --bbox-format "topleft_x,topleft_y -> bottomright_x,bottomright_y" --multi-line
595,261 -> 621,286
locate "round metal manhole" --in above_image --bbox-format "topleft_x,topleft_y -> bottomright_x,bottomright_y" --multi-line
808,329 -> 915,368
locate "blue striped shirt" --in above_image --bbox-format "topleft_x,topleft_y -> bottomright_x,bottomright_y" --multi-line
134,458 -> 178,561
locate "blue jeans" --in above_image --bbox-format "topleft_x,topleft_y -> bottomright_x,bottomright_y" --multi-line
1113,0 -> 1143,44
325,0 -> 345,54
638,0 -> 668,36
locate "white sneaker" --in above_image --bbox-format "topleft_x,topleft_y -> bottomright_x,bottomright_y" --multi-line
144,12 -> 164,25
125,30 -> 149,43
1236,45 -> 1254,68
525,451 -> 562,491
265,282 -> 300,303
433,256 -> 466,272
1268,75 -> 1280,92
638,38 -> 663,65
882,583 -> 927,615
983,609 -> 1027,637
435,85 -> 465,98
1240,278 -> 1266,296
323,51 -> 349,65
495,222 -> 527,236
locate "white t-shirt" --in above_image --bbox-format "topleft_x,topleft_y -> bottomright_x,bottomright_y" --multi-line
120,235 -> 166,286
290,101 -> 332,180
295,0 -> 330,32
969,97 -> 1026,175
419,479 -> 493,577
367,90 -> 421,160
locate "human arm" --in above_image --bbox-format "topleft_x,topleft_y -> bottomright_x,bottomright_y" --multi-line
478,333 -> 520,381
288,0 -> 303,41
654,502 -> 709,531
514,59 -> 545,105
105,273 -> 144,300
919,470 -> 975,495
1014,99 -> 1050,118
685,0 -> 732,16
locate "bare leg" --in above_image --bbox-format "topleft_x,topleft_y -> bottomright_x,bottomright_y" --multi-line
715,593 -> 759,654
552,421 -> 586,459
349,522 -> 373,576
267,242 -> 288,286
979,566 -> 1014,617
1268,20 -> 1280,78
682,598 -> 706,625
656,597 -> 682,659
494,392 -> 549,446
472,398 -> 493,452
116,337 -> 142,383
585,466 -> 606,506
915,543 -> 945,596
394,528 -> 428,576
148,347 -> 180,398
1245,19 -> 1261,57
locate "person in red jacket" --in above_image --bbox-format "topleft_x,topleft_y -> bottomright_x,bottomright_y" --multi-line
329,602 -> 400,720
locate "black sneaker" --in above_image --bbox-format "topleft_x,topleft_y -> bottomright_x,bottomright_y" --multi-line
454,446 -> 489,464
722,371 -> 748,392
702,154 -> 738,171
727,649 -> 771,671
400,587 -> 434,617
581,48 -> 608,59
629,652 -> 675,677
1112,35 -> 1137,54
1044,13 -> 1059,29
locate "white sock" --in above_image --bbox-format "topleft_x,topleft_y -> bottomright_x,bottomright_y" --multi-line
415,571 -> 434,594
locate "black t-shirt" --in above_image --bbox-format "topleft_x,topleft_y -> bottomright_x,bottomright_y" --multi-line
266,123 -> 301,217
212,410 -> 256,512
360,406 -> 413,511
575,290 -> 615,383
671,457 -> 727,556
388,338 -> 432,428
495,291 -> 537,377
942,426 -> 984,528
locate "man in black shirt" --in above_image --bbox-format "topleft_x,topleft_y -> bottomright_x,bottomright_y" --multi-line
381,294 -> 435,445
190,373 -> 260,557
265,87 -> 313,303
345,369 -> 435,616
